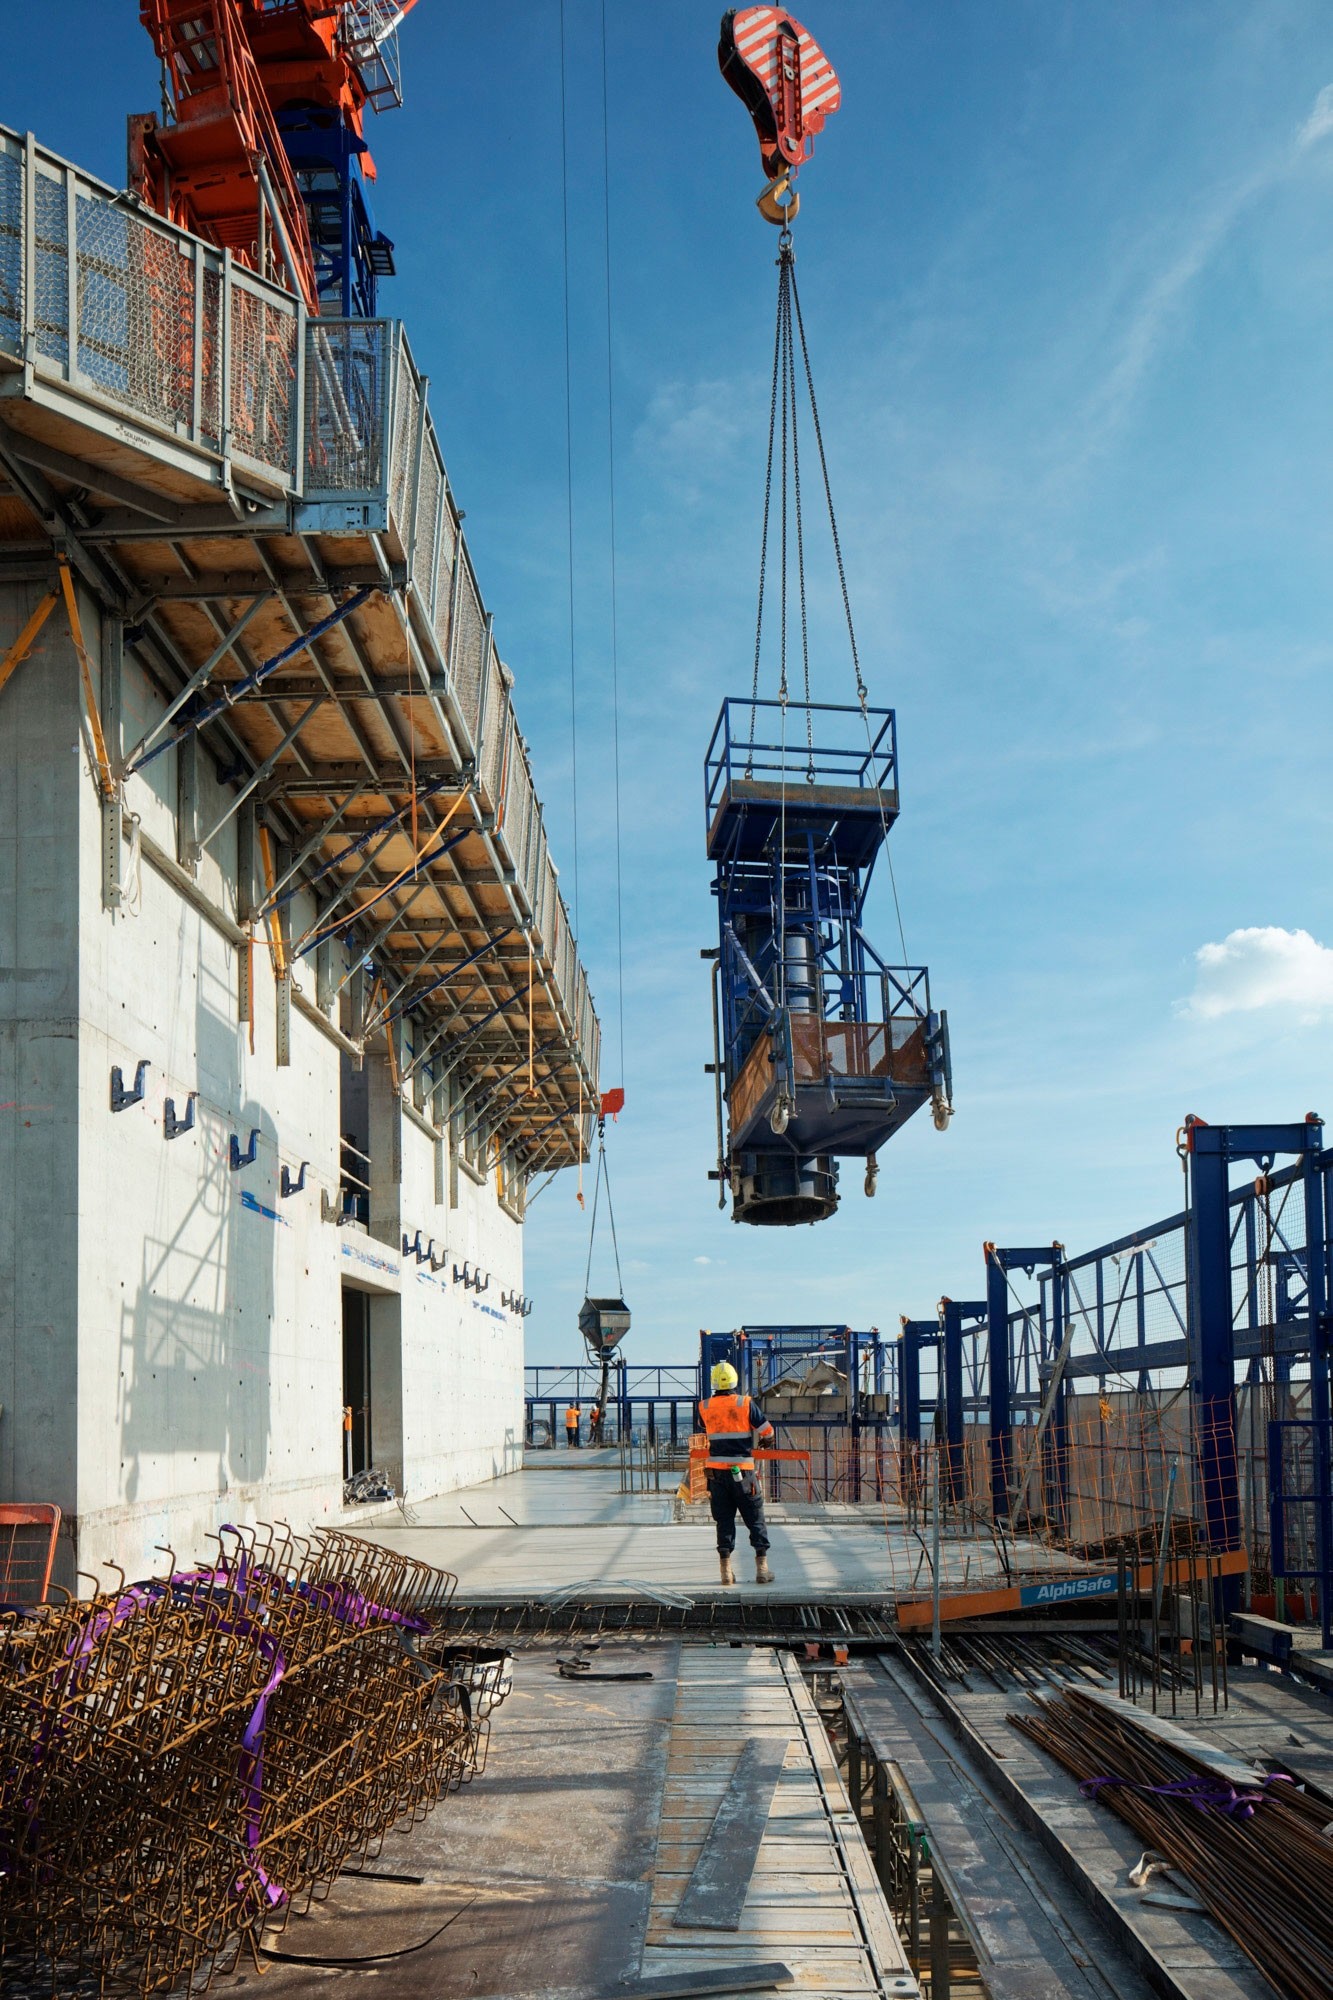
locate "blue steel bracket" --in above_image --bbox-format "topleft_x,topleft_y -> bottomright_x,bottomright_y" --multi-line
1187,1116 -> 1328,1631
280,1161 -> 308,1198
163,1092 -> 198,1140
453,1261 -> 471,1288
899,1316 -> 939,1443
110,1060 -> 150,1112
474,1271 -> 490,1294
428,1242 -> 449,1272
939,1298 -> 988,1507
229,1129 -> 260,1172
403,1228 -> 423,1260
984,1244 -> 1063,1524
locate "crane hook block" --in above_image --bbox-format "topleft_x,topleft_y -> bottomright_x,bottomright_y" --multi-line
719,7 -> 842,187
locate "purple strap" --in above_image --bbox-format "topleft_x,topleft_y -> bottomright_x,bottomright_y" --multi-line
1080,1771 -> 1294,1818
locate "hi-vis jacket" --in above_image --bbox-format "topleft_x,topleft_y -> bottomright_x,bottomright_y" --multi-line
698,1392 -> 774,1472
564,1405 -> 580,1429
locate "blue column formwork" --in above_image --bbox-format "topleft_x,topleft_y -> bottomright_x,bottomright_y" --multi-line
984,1246 -> 1061,1523
939,1299 -> 987,1507
1187,1116 -> 1328,1632
899,1319 -> 936,1443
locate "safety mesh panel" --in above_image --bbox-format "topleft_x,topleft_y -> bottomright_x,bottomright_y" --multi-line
451,559 -> 485,749
501,744 -> 532,890
542,865 -> 561,971
559,917 -> 576,1019
388,338 -> 419,539
432,482 -> 457,661
477,650 -> 507,807
78,195 -> 216,439
34,170 -> 67,366
585,994 -> 601,1091
0,148 -> 21,356
522,800 -> 545,916
229,281 -> 297,471
412,442 -> 441,614
304,319 -> 388,493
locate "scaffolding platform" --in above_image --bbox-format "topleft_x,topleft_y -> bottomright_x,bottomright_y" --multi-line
0,123 -> 596,1174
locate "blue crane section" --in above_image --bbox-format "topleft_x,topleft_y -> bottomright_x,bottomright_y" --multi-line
705,696 -> 951,1223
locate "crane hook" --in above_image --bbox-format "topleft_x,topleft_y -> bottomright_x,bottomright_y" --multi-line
757,171 -> 800,227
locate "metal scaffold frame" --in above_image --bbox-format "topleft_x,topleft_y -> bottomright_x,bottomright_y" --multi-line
529,1117 -> 1333,1636
0,121 -> 598,1180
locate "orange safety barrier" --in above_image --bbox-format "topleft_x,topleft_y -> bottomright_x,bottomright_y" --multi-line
896,1545 -> 1249,1630
678,1435 -> 709,1504
0,1503 -> 61,1605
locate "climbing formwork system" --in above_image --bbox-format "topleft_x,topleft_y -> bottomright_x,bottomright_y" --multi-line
0,125 -> 598,1178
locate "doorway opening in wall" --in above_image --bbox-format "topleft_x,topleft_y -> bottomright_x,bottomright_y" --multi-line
342,1284 -> 372,1478
341,1283 -> 404,1502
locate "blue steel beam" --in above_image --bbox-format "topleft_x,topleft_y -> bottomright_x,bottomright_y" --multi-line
1185,1116 -> 1326,1624
939,1299 -> 987,1506
898,1318 -> 937,1443
985,1245 -> 1061,1522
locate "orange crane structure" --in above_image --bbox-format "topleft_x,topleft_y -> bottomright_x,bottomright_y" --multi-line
132,1 -> 418,313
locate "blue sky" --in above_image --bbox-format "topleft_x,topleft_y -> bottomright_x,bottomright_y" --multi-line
20,5 -> 1333,1367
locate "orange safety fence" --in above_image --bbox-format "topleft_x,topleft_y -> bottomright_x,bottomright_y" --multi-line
676,1440 -> 814,1503
0,1503 -> 61,1606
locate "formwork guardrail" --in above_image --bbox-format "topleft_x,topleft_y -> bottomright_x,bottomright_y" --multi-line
0,123 -> 598,1098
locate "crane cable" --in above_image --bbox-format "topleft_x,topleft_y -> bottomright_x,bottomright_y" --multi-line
582,1116 -> 624,1299
747,225 -> 910,967
558,0 -> 581,939
600,0 -> 626,1092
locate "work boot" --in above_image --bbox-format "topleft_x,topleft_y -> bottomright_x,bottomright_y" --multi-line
718,1553 -> 735,1586
755,1553 -> 773,1585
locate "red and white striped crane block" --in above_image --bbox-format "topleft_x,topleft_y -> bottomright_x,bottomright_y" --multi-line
719,6 -> 842,182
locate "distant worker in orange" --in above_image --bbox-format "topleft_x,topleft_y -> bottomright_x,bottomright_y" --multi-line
697,1360 -> 774,1586
565,1402 -> 580,1449
587,1401 -> 602,1445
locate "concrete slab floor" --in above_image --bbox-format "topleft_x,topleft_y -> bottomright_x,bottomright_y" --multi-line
342,1462 -> 1091,1604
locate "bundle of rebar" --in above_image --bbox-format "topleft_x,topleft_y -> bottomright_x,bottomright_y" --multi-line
0,1522 -> 476,1996
1012,1686 -> 1333,2000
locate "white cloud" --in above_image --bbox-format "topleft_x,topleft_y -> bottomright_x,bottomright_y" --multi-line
693,1254 -> 714,1266
633,380 -> 749,489
1297,84 -> 1333,152
1181,927 -> 1333,1020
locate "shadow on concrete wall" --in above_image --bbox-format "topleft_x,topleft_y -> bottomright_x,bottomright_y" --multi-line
117,955 -> 276,1516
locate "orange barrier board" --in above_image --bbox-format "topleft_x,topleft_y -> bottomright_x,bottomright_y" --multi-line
895,1545 -> 1249,1630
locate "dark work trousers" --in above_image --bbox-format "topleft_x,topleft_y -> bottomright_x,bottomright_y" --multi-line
707,1469 -> 770,1555
566,1426 -> 579,1449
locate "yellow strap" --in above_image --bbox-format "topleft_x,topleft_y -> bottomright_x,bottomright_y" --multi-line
58,559 -> 114,799
0,589 -> 58,697
303,785 -> 469,951
257,825 -> 289,981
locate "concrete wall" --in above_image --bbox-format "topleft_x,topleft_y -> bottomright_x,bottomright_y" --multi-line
0,578 -> 525,1587
0,583 -> 81,1545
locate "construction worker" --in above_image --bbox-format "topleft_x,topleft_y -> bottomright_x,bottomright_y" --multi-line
697,1360 -> 775,1586
587,1401 -> 601,1445
565,1402 -> 580,1449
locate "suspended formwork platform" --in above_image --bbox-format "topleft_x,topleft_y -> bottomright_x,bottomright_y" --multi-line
0,124 -> 597,1178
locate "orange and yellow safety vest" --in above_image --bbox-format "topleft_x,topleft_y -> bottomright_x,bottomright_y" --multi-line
698,1392 -> 774,1471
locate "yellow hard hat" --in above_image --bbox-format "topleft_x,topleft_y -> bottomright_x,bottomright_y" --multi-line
710,1360 -> 739,1392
